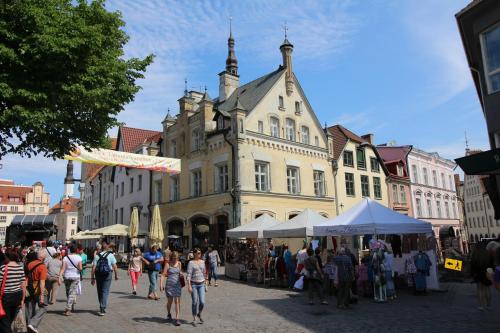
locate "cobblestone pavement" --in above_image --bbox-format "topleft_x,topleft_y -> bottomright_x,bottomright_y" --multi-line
38,268 -> 500,333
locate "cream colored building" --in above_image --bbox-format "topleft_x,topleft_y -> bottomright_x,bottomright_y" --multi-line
327,125 -> 389,215
159,33 -> 335,249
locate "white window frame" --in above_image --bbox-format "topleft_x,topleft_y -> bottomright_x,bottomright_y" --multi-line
412,165 -> 419,183
392,184 -> 398,203
426,199 -> 432,218
313,170 -> 325,197
399,185 -> 406,204
287,167 -> 300,194
258,121 -> 264,134
278,95 -> 284,109
170,176 -> 179,202
255,162 -> 270,192
216,164 -> 229,193
285,118 -> 295,141
192,128 -> 201,152
191,170 -> 202,197
301,126 -> 309,145
270,117 -> 279,138
416,198 -> 422,217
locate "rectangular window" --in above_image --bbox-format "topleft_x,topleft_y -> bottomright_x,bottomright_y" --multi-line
370,157 -> 380,172
449,175 -> 453,192
287,167 -> 299,194
412,165 -> 418,183
356,148 -> 366,169
0,216 -> 6,223
313,171 -> 325,197
445,201 -> 450,218
480,200 -> 484,210
192,129 -> 201,151
416,198 -> 422,217
155,180 -> 162,203
423,168 -> 429,185
278,95 -> 284,109
295,101 -> 301,114
373,177 -> 382,199
217,117 -> 224,130
392,184 -> 398,203
35,196 -> 41,203
397,164 -> 404,177
38,207 -> 43,212
114,209 -> 118,224
441,173 -> 446,190
361,175 -> 370,197
138,175 -> 142,191
436,200 -> 442,218
343,150 -> 354,167
71,218 -> 76,225
314,136 -> 319,146
427,199 -> 432,218
116,185 -> 119,198
489,215 -> 494,227
255,162 -> 270,191
452,202 -> 456,219
121,182 -> 124,196
286,119 -> 295,141
191,170 -> 202,197
171,140 -> 177,158
481,25 -> 500,93
217,164 -> 229,193
345,173 -> 355,196
301,126 -> 309,144
170,176 -> 179,202
130,177 -> 134,193
258,121 -> 264,134
399,185 -> 406,204
120,207 -> 124,224
270,118 -> 279,138
432,170 -> 437,187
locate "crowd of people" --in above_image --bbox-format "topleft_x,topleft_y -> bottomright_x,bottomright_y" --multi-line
0,240 -> 222,332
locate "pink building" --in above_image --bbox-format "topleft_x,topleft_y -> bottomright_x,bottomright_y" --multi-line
376,145 -> 414,217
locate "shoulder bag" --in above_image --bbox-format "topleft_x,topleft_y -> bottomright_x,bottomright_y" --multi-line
179,264 -> 186,288
0,265 -> 8,318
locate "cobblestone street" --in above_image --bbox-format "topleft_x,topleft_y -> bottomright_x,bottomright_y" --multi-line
37,268 -> 500,333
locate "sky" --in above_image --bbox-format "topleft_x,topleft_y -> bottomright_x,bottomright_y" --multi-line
0,0 -> 490,206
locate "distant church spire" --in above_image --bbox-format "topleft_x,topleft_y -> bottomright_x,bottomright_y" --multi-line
226,16 -> 238,76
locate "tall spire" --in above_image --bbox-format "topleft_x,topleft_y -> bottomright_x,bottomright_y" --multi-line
225,16 -> 238,76
280,22 -> 294,96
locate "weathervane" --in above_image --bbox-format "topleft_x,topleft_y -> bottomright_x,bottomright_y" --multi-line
283,21 -> 288,39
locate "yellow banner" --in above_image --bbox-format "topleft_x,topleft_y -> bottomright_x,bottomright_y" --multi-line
65,146 -> 180,173
444,258 -> 462,271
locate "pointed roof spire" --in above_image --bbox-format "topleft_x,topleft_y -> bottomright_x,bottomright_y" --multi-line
225,16 -> 238,76
281,21 -> 293,48
233,93 -> 245,111
202,86 -> 212,102
184,78 -> 188,97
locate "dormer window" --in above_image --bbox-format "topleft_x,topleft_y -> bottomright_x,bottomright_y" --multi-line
397,163 -> 404,176
217,116 -> 224,130
278,95 -> 284,109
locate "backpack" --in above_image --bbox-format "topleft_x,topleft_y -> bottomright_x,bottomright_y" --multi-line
26,262 -> 44,298
95,252 -> 111,275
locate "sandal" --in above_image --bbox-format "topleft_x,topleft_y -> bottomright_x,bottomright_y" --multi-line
175,320 -> 181,326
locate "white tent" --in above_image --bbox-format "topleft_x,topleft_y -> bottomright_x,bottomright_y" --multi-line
262,209 -> 328,238
313,198 -> 433,236
227,214 -> 280,239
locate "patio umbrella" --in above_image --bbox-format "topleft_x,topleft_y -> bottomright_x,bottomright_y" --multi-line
149,204 -> 164,246
129,207 -> 139,246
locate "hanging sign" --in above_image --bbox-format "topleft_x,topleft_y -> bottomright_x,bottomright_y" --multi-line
444,258 -> 462,271
65,146 -> 181,173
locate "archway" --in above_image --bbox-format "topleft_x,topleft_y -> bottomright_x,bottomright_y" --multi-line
191,216 -> 210,250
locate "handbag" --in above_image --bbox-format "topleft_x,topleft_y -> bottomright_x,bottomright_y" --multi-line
179,273 -> 186,288
12,308 -> 27,333
0,264 -> 7,318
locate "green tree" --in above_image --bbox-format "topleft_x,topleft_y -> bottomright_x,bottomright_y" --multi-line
0,0 -> 153,158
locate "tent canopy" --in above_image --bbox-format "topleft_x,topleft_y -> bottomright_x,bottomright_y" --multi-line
86,224 -> 147,237
71,230 -> 101,240
313,198 -> 433,236
227,214 -> 280,239
263,209 -> 327,238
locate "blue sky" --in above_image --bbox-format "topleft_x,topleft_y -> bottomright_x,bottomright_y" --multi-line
0,0 -> 489,205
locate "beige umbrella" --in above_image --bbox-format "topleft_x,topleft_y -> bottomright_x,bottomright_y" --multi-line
129,207 -> 139,246
149,204 -> 164,246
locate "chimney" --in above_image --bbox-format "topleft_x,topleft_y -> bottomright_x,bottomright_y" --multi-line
361,134 -> 374,145
280,37 -> 294,96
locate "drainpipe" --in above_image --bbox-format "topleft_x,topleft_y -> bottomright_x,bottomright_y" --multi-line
98,174 -> 102,228
223,129 -> 239,229
482,194 -> 491,237
148,169 -> 153,248
332,161 -> 339,216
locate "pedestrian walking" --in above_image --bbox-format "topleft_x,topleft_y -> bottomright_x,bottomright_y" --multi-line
59,245 -> 83,316
78,247 -> 88,279
142,245 -> 163,300
160,251 -> 183,326
0,249 -> 26,333
304,248 -> 327,305
471,243 -> 493,311
25,250 -> 48,333
206,246 -> 221,287
91,240 -> 118,316
333,248 -> 355,309
283,245 -> 295,289
46,252 -> 62,305
187,248 -> 206,326
128,248 -> 143,295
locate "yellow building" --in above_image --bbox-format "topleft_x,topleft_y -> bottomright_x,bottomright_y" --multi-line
327,125 -> 389,215
159,33 -> 335,249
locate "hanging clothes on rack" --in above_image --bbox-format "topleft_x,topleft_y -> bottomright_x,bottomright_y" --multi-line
405,257 -> 417,288
413,252 -> 431,294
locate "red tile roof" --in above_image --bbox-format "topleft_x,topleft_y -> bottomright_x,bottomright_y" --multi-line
50,197 -> 80,213
0,180 -> 14,185
0,185 -> 33,204
376,145 -> 412,179
327,124 -> 367,160
119,126 -> 162,153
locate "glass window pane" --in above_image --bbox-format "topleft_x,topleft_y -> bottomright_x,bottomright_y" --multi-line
484,26 -> 500,72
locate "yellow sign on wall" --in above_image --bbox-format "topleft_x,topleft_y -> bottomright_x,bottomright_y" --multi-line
444,258 -> 463,271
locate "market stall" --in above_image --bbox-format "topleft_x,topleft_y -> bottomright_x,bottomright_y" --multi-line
225,214 -> 280,281
313,198 -> 440,296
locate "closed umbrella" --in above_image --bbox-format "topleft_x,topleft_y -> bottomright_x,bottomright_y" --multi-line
149,204 -> 164,246
129,207 -> 139,246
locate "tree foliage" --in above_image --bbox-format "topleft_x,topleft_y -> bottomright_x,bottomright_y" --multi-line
0,0 -> 153,158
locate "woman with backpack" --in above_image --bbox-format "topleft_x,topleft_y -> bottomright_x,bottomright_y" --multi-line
0,249 -> 26,333
59,244 -> 83,316
160,251 -> 183,326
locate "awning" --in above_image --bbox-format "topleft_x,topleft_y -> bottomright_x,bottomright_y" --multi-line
11,214 -> 56,226
455,148 -> 500,175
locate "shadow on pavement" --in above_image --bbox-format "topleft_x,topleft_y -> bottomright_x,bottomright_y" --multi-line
132,316 -> 167,324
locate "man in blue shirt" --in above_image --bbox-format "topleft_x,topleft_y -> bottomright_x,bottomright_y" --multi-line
142,244 -> 163,300
91,240 -> 118,316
